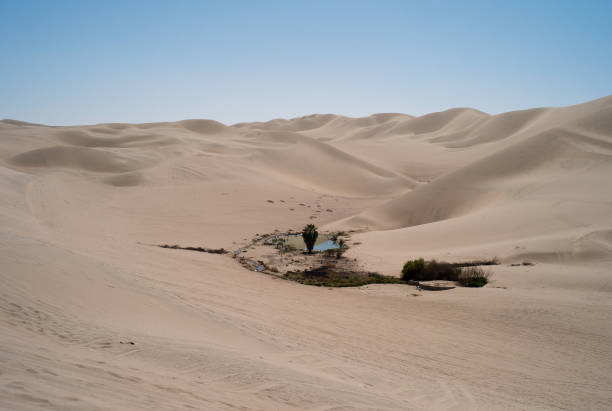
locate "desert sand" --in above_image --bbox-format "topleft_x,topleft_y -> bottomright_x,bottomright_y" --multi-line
1,96 -> 612,410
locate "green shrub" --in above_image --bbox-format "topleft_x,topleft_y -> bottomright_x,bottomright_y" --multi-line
401,258 -> 459,281
402,257 -> 497,286
401,258 -> 425,280
425,260 -> 460,281
457,266 -> 491,287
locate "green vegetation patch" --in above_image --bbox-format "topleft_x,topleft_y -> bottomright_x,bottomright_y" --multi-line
451,258 -> 500,268
401,258 -> 459,282
402,258 -> 493,287
284,266 -> 404,287
457,266 -> 491,287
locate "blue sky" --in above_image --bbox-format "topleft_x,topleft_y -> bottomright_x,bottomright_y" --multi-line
1,0 -> 611,125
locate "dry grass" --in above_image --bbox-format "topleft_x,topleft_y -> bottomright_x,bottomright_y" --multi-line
457,266 -> 491,287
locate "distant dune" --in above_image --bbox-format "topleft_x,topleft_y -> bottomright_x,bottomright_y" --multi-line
331,96 -> 612,266
1,96 -> 612,410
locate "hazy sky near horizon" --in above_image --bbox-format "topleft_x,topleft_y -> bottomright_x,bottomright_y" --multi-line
1,0 -> 611,125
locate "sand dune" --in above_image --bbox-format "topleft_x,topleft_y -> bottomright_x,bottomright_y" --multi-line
1,96 -> 612,410
178,119 -> 228,134
244,130 -> 416,196
342,127 -> 612,229
56,129 -> 181,148
335,98 -> 612,267
340,96 -> 612,228
9,146 -> 154,173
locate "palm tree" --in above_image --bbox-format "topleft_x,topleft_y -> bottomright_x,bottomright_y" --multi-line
302,224 -> 318,254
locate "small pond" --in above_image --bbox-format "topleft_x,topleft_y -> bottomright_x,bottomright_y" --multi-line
270,233 -> 340,252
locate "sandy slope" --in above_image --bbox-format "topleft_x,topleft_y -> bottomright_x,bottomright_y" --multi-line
1,96 -> 612,410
